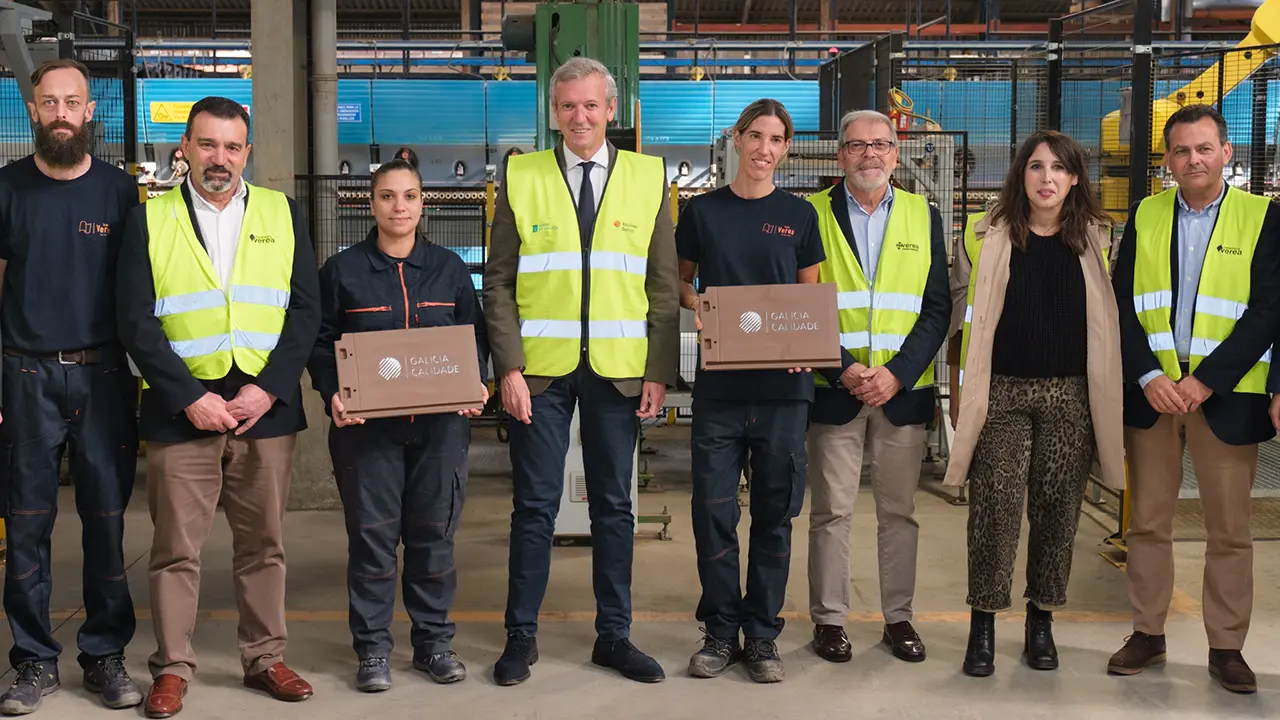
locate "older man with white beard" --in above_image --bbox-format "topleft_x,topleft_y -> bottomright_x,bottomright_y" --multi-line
802,110 -> 950,665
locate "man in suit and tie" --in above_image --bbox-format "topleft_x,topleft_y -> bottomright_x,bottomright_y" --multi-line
482,56 -> 681,687
803,110 -> 950,665
1109,104 -> 1280,693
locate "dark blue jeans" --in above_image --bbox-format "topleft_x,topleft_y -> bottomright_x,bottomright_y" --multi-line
330,414 -> 468,659
0,352 -> 138,669
690,399 -> 808,642
505,368 -> 640,641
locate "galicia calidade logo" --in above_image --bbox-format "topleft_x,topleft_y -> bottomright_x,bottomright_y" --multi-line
377,357 -> 403,380
739,311 -> 763,333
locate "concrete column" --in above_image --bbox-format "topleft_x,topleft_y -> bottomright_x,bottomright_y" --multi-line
251,0 -> 341,510
311,0 -> 338,175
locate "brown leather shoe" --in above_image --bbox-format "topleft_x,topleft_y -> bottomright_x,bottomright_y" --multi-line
882,621 -> 926,663
812,625 -> 852,663
144,675 -> 187,719
1208,649 -> 1257,694
243,663 -> 313,702
1107,632 -> 1167,675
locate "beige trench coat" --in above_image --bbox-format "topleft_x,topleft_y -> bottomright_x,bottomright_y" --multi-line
942,214 -> 1127,490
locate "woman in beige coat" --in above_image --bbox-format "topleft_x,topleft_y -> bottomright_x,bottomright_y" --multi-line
945,130 -> 1126,678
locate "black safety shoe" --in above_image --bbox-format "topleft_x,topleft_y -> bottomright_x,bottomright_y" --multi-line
493,635 -> 538,686
687,628 -> 742,679
83,655 -> 142,709
591,638 -> 664,683
355,657 -> 391,693
743,639 -> 785,684
414,651 -> 467,684
0,661 -> 60,715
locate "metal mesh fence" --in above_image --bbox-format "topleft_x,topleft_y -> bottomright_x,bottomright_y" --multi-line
1149,44 -> 1280,201
1057,37 -> 1140,218
297,175 -> 489,288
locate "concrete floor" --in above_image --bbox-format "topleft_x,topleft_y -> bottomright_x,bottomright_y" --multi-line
4,425 -> 1280,719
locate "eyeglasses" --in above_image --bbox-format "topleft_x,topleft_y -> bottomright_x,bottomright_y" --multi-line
841,140 -> 897,155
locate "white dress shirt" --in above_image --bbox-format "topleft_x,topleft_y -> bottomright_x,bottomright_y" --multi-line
562,143 -> 610,212
188,177 -> 248,290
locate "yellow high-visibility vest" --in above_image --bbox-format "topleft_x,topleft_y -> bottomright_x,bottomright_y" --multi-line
145,183 -> 294,382
809,184 -> 935,389
1132,185 -> 1272,393
506,148 -> 664,379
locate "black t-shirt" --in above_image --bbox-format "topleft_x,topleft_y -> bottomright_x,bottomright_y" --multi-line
0,156 -> 140,353
991,231 -> 1088,378
676,186 -> 826,401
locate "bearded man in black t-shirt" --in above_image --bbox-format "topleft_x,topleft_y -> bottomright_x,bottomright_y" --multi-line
676,99 -> 825,684
0,59 -> 143,715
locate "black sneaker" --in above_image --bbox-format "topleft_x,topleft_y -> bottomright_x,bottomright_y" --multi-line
355,657 -> 391,693
0,661 -> 60,715
688,628 -> 742,679
83,655 -> 142,709
414,651 -> 467,684
591,638 -> 665,683
493,635 -> 538,687
743,639 -> 785,683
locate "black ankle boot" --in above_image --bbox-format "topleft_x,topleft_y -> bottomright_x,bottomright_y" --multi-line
963,609 -> 995,677
1023,602 -> 1058,670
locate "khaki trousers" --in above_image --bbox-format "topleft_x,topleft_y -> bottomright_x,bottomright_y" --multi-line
807,405 -> 927,626
146,434 -> 297,680
1125,411 -> 1256,650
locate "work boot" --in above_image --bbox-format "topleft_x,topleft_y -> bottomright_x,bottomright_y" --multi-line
414,651 -> 467,684
688,629 -> 742,679
743,639 -> 784,684
0,662 -> 59,716
1023,603 -> 1058,671
83,655 -> 142,709
1208,649 -> 1256,694
591,638 -> 664,683
962,609 -> 995,677
493,635 -> 538,687
355,657 -> 391,693
1106,632 -> 1166,675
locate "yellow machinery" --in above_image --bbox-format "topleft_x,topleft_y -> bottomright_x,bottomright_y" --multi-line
1100,0 -> 1280,216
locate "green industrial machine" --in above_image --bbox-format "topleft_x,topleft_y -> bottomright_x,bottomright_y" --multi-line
501,0 -> 642,152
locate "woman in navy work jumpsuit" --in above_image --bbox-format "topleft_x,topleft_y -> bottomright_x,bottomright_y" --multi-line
307,159 -> 490,692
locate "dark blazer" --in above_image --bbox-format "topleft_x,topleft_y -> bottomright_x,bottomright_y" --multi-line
1113,195 -> 1280,446
811,184 -> 951,427
482,141 -> 681,398
116,182 -> 322,442
308,229 -> 490,418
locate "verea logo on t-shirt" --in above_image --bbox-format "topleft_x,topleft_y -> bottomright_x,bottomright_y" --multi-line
78,220 -> 111,238
739,309 -> 819,334
761,223 -> 796,237
377,354 -> 461,382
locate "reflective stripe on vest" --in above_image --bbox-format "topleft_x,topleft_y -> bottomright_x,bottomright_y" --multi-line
507,148 -> 665,379
809,184 -> 934,389
1131,185 -> 1271,394
145,183 -> 295,383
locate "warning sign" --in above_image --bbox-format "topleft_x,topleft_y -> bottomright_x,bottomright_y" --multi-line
150,102 -> 252,124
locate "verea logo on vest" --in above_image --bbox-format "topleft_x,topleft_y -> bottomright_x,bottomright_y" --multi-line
249,233 -> 276,244
895,240 -> 920,252
1216,243 -> 1244,256
376,354 -> 461,382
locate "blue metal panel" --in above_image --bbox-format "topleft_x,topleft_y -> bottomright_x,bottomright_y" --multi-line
135,78 -> 252,143
709,81 -> 820,139
485,81 -> 536,145
337,79 -> 374,144
638,82 -> 712,145
371,79 -> 485,145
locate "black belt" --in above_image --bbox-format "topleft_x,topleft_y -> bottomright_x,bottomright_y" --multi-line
3,347 -> 104,365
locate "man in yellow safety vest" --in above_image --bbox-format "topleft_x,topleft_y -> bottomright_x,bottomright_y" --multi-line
116,96 -> 321,716
804,110 -> 950,666
1109,103 -> 1280,694
482,57 -> 680,686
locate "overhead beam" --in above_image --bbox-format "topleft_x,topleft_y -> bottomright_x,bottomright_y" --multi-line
670,22 -> 1050,35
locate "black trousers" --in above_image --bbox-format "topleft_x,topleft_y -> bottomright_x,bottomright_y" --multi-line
0,352 -> 139,668
690,398 -> 808,641
329,414 -> 468,659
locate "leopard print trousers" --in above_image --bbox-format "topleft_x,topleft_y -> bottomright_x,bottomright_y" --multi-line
966,374 -> 1096,612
